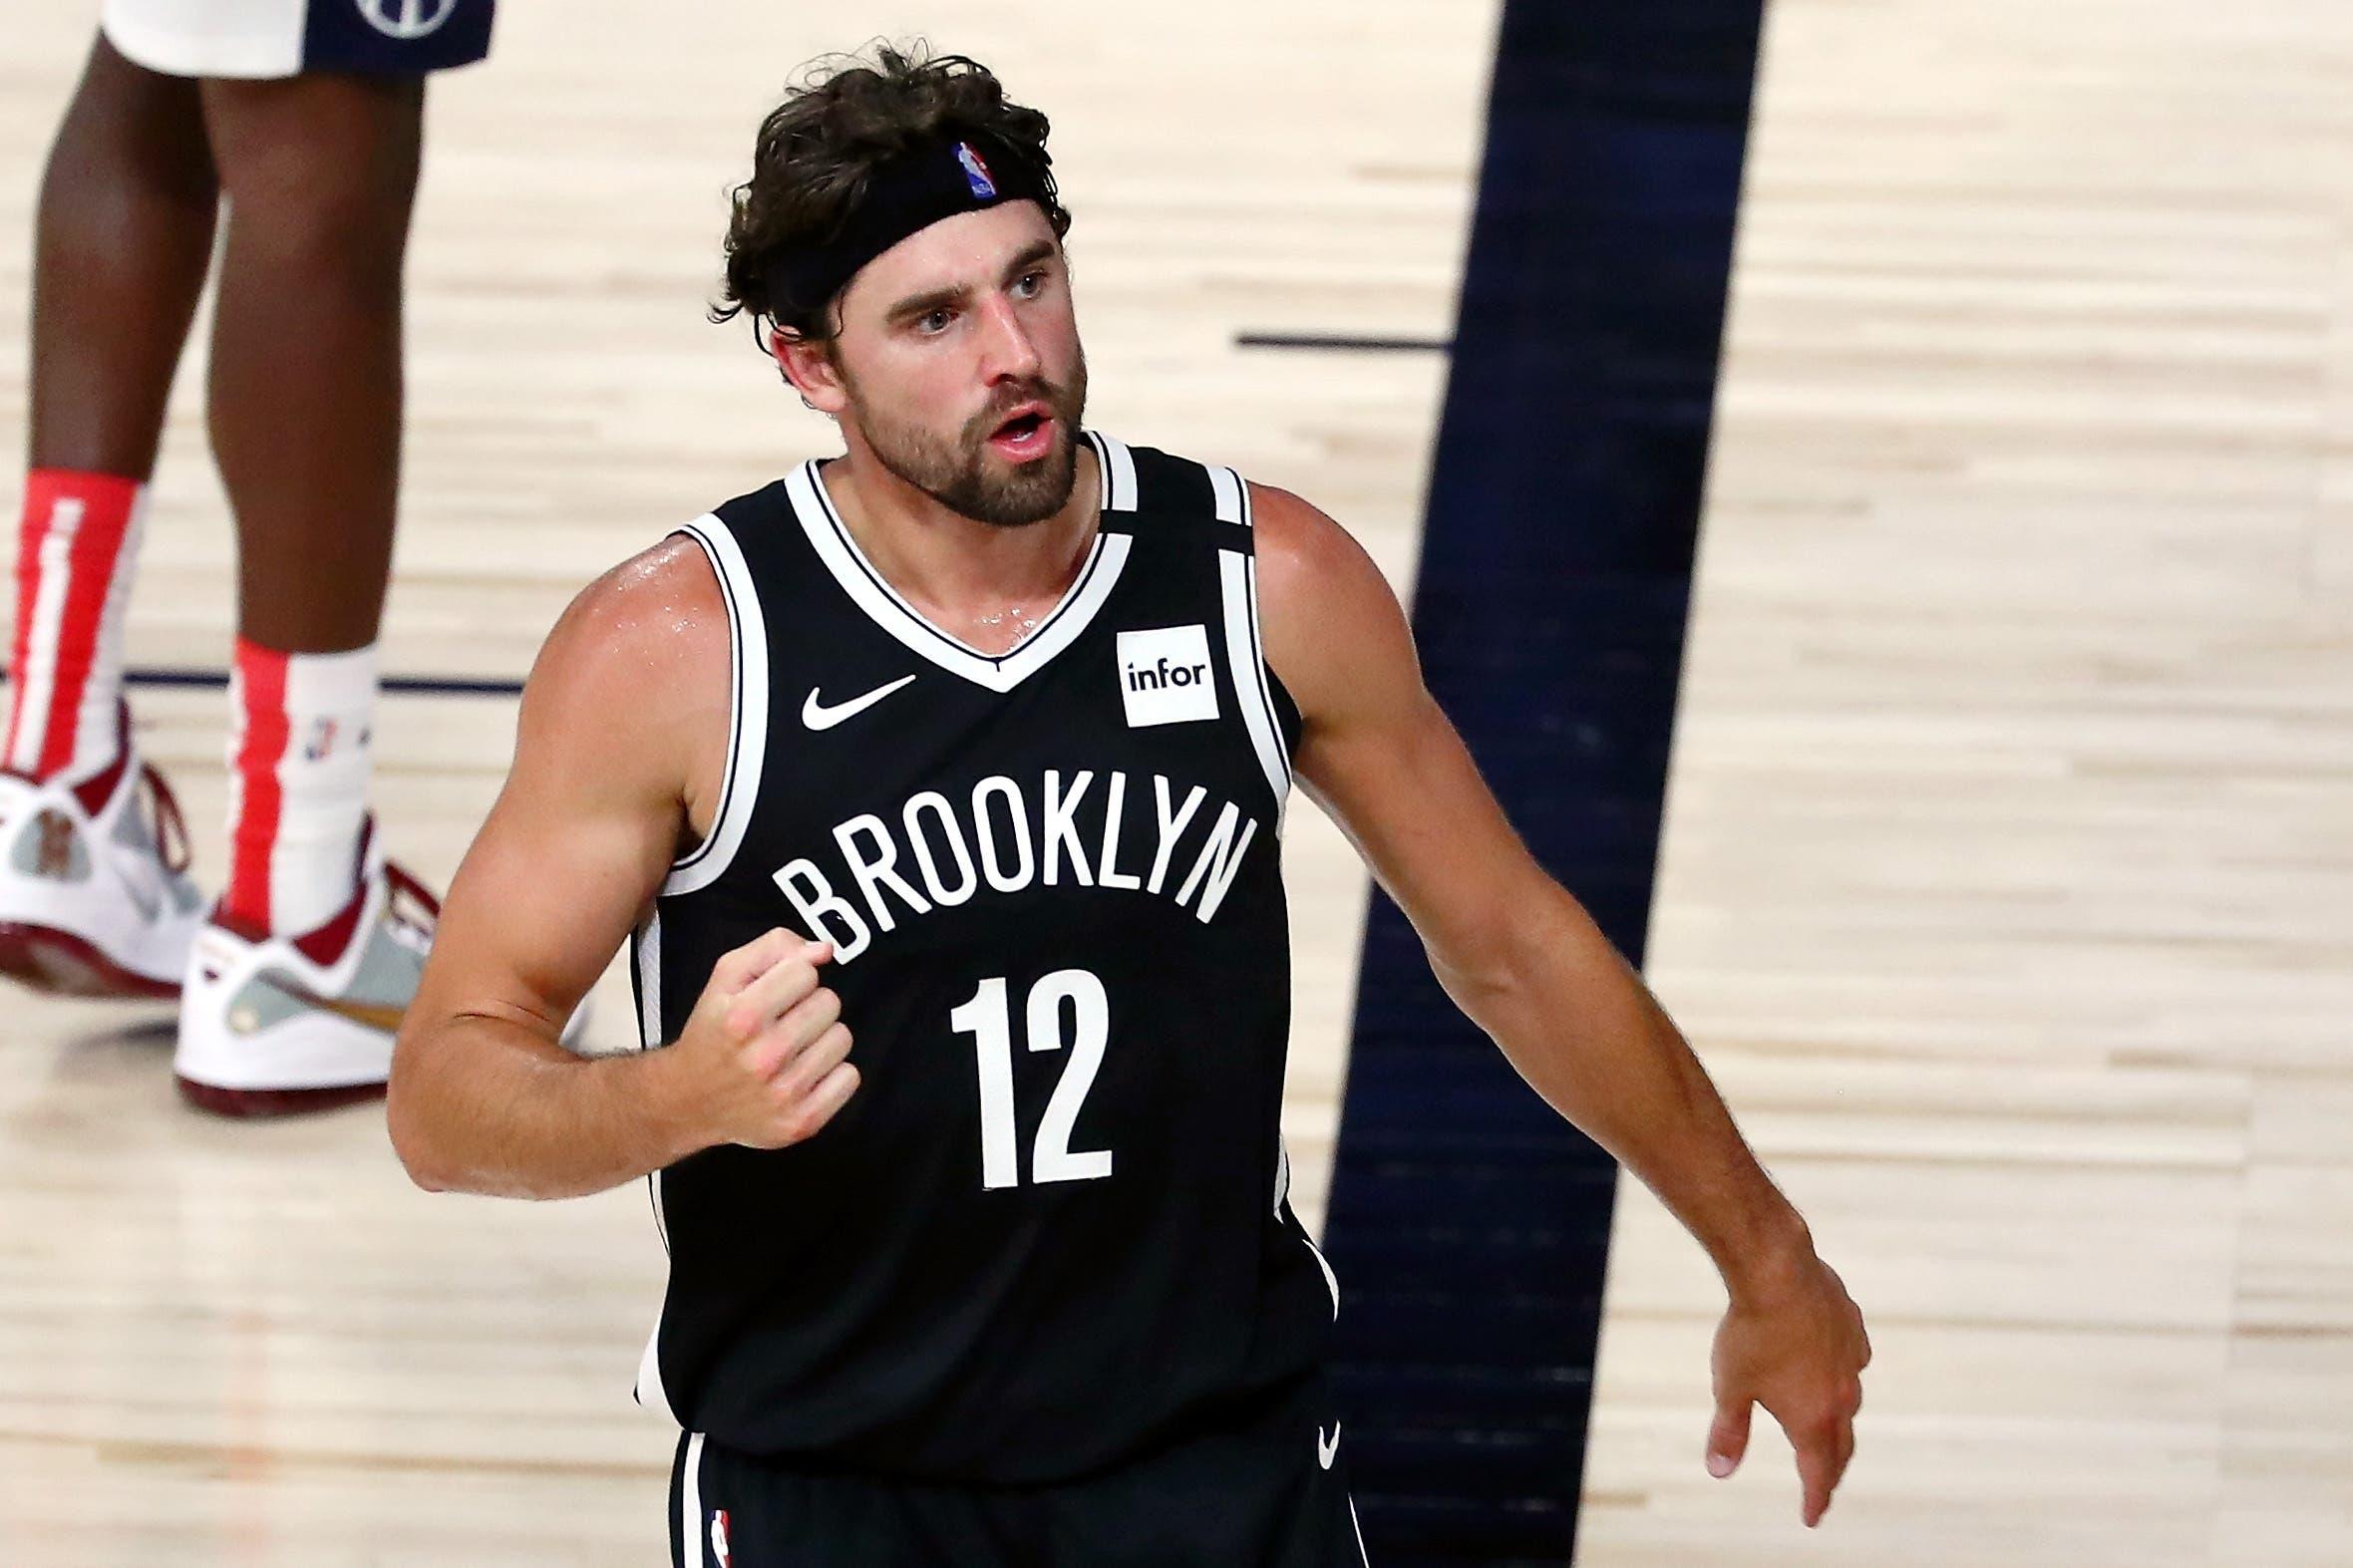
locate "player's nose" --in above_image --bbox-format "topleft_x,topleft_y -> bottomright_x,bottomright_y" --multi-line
976,295 -> 1042,383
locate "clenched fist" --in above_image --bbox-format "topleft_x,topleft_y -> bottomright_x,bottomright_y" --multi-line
670,928 -> 859,1150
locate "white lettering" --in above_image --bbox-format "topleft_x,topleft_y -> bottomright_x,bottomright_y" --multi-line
903,790 -> 978,906
1147,776 -> 1207,895
836,813 -> 931,931
774,769 -> 1261,955
1176,802 -> 1259,923
1095,771 -> 1141,890
1042,769 -> 1096,887
772,859 -> 873,962
970,775 -> 1035,893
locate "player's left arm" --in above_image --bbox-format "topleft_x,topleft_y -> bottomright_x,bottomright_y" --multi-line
1253,483 -> 1871,1528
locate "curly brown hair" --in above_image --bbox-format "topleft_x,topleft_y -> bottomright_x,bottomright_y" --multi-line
713,43 -> 1072,347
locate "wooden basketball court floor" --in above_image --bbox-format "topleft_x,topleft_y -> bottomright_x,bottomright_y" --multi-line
1,1 -> 2348,1563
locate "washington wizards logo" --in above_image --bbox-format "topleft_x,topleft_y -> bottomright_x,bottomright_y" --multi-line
954,142 -> 998,201
355,0 -> 458,40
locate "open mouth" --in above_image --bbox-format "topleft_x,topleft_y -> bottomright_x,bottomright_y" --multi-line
986,407 -> 1055,462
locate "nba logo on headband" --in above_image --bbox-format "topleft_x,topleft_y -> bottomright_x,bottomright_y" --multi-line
954,142 -> 999,200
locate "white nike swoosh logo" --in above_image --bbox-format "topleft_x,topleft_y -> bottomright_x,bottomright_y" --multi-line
1317,1420 -> 1341,1470
802,675 -> 917,731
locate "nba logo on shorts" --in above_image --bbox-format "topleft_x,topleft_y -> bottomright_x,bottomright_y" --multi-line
954,142 -> 998,200
708,1508 -> 731,1566
1117,626 -> 1218,728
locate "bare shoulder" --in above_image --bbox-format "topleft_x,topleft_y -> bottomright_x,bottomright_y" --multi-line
511,536 -> 732,820
530,536 -> 729,712
1247,482 -> 1383,594
1245,482 -> 1419,732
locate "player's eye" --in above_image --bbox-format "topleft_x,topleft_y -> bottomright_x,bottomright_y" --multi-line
916,308 -> 955,335
1012,270 -> 1046,299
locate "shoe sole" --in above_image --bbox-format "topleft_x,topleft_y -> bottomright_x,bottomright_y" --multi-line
174,1076 -> 387,1118
174,961 -> 397,1117
0,920 -> 180,1000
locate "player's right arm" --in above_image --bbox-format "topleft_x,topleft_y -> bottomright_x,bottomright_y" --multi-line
386,540 -> 859,1200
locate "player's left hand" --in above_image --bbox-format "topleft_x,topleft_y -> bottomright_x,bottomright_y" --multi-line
1703,1248 -> 1870,1528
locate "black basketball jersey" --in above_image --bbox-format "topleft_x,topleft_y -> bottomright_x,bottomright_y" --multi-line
628,432 -> 1340,1485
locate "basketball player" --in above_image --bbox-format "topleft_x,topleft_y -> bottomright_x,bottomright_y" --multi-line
0,3 -> 497,1113
387,47 -> 1871,1565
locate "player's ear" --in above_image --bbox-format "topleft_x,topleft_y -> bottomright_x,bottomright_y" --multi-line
773,327 -> 848,417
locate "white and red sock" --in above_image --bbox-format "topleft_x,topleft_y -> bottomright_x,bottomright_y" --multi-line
4,470 -> 146,783
221,638 -> 378,939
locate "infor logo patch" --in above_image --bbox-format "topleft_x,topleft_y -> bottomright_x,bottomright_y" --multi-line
1117,626 -> 1218,728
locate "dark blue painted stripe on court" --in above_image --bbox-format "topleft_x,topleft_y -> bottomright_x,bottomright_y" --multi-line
1235,333 -> 1452,355
0,668 -> 524,698
1317,3 -> 1766,1563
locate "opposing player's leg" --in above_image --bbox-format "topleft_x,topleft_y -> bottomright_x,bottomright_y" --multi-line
201,68 -> 419,656
170,69 -> 431,1114
0,35 -> 215,997
29,36 -> 215,479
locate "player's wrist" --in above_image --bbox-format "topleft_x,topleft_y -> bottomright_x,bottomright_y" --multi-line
1715,1206 -> 1819,1310
611,1040 -> 717,1167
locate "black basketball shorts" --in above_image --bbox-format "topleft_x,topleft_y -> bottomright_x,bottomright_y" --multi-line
667,1376 -> 1372,1567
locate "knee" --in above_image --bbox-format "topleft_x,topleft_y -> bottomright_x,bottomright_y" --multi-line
230,181 -> 417,297
206,77 -> 423,284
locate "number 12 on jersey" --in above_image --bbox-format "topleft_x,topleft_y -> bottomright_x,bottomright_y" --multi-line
951,970 -> 1114,1189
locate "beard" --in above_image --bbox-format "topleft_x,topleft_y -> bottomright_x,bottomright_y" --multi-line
843,348 -> 1091,528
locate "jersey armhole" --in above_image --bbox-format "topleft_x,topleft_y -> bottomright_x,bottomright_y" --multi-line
661,515 -> 769,896
1211,470 -> 1295,831
1266,667 -> 1304,756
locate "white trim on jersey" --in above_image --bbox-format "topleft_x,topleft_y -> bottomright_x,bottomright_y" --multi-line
787,462 -> 1134,695
1219,548 -> 1291,832
1206,464 -> 1246,526
1088,430 -> 1141,514
1349,1493 -> 1372,1566
634,909 -> 664,1054
678,1431 -> 707,1568
663,518 -> 770,897
1233,476 -> 1294,784
631,909 -> 679,1423
637,1317 -> 675,1426
1296,1216 -> 1342,1321
1274,1135 -> 1340,1319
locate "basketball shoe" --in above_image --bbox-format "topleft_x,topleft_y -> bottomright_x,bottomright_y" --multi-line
0,730 -> 204,999
173,824 -> 593,1116
173,819 -> 436,1115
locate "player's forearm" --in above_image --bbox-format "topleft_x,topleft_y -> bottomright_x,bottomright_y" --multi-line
388,1014 -> 705,1200
1430,884 -> 1814,1300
